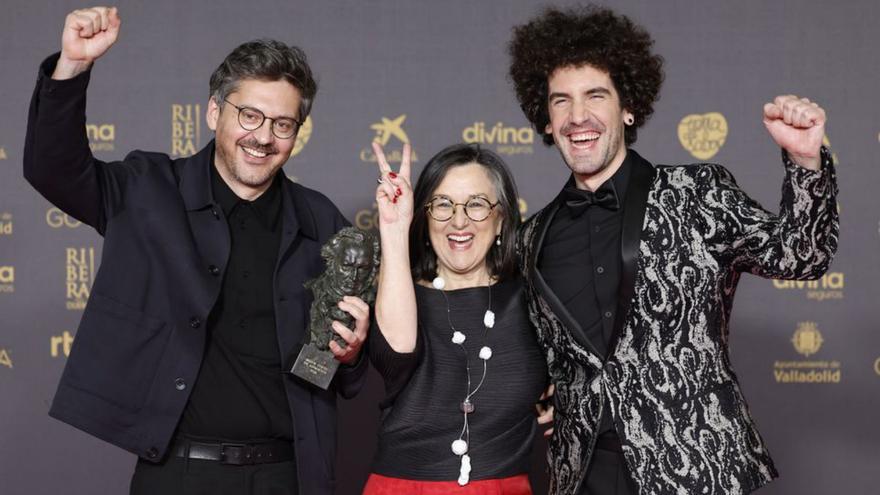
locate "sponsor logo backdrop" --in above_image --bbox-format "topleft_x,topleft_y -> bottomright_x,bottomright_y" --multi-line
1,1 -> 878,494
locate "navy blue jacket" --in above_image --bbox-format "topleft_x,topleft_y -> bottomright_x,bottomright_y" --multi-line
24,54 -> 367,494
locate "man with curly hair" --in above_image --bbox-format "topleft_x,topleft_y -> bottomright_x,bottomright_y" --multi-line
509,5 -> 838,495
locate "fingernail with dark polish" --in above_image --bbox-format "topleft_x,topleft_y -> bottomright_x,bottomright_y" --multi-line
389,172 -> 397,179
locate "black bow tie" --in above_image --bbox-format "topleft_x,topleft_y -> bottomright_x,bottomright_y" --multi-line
561,181 -> 620,217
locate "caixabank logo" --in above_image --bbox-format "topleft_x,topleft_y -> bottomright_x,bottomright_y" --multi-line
0,212 -> 12,236
87,123 -> 115,152
46,207 -> 82,229
171,103 -> 202,157
360,115 -> 419,164
678,112 -> 728,160
462,121 -> 534,155
773,272 -> 845,301
0,265 -> 14,293
66,247 -> 95,310
772,321 -> 841,384
0,348 -> 12,369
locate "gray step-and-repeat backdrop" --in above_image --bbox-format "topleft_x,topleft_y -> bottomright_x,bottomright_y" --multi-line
1,1 -> 878,494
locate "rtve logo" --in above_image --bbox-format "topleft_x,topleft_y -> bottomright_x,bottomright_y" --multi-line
51,331 -> 75,358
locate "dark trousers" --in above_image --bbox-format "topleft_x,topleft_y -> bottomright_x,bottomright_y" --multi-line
577,448 -> 638,495
130,456 -> 299,495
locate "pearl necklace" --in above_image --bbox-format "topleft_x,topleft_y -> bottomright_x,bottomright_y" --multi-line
433,276 -> 495,486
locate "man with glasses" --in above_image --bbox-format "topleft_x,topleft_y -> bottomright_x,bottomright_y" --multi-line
24,7 -> 368,494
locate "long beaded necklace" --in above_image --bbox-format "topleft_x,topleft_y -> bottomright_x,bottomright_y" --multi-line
432,276 -> 495,486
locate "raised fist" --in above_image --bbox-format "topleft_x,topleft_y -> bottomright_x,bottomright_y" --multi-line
54,6 -> 121,80
763,95 -> 826,170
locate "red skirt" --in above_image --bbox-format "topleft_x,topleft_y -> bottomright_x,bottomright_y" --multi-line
363,473 -> 532,494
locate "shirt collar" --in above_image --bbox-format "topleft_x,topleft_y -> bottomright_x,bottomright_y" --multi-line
210,163 -> 282,230
561,148 -> 635,204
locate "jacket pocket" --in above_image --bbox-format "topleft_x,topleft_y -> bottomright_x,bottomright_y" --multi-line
64,292 -> 169,412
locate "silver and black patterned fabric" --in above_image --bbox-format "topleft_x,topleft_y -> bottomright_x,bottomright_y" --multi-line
518,149 -> 838,495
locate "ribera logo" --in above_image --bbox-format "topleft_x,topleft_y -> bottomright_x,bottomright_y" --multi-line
171,103 -> 201,157
86,123 -> 115,152
772,272 -> 844,301
290,116 -> 313,157
66,247 -> 95,310
773,321 -> 841,384
46,207 -> 82,228
0,212 -> 12,236
360,115 -> 419,164
462,122 -> 534,155
677,112 -> 728,160
0,265 -> 14,293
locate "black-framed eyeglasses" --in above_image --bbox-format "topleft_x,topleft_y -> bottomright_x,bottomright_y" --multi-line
223,99 -> 301,139
425,195 -> 499,222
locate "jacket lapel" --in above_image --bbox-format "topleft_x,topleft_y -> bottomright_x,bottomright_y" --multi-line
528,197 -> 602,357
609,151 -> 655,353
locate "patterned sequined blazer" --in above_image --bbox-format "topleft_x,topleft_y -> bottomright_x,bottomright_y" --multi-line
518,149 -> 838,495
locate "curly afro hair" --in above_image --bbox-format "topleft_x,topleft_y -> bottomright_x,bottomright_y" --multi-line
508,5 -> 664,146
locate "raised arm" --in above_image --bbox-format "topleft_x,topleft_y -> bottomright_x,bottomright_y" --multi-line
373,141 -> 418,353
708,96 -> 838,279
23,7 -> 123,233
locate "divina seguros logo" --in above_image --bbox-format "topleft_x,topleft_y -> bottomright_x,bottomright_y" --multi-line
773,272 -> 844,301
360,115 -> 418,164
86,123 -> 115,152
462,121 -> 534,155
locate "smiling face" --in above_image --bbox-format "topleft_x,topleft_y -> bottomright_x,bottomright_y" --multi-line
207,78 -> 302,199
427,163 -> 503,287
545,64 -> 632,190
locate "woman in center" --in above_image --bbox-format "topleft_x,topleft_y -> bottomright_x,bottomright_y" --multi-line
364,142 -> 548,494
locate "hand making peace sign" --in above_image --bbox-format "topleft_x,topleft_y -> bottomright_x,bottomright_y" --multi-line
373,141 -> 414,233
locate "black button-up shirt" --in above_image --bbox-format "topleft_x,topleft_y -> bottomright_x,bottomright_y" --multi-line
538,152 -> 633,437
178,166 -> 292,441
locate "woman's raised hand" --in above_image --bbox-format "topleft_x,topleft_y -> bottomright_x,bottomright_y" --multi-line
373,141 -> 414,232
